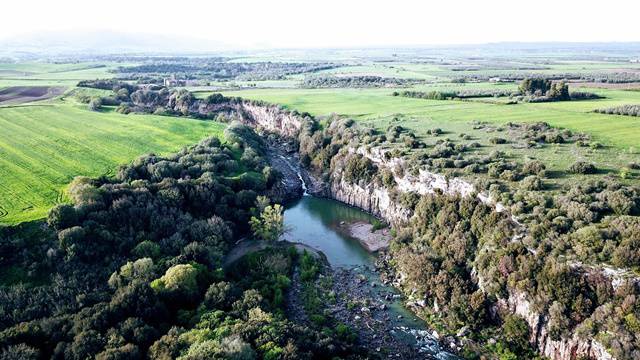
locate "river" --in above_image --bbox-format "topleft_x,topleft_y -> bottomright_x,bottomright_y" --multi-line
282,194 -> 458,359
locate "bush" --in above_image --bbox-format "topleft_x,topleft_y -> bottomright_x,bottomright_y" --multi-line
523,160 -> 546,176
521,175 -> 543,190
88,97 -> 103,111
249,204 -> 284,242
568,161 -> 597,174
343,154 -> 378,184
502,314 -> 530,354
132,240 -> 161,259
151,264 -> 201,301
379,169 -> 396,187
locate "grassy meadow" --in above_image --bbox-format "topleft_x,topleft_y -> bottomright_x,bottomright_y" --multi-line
0,61 -> 230,225
214,83 -> 640,188
216,86 -> 640,148
0,101 -> 224,224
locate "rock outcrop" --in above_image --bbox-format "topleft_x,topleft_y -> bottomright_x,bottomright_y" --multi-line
237,102 -> 304,138
501,291 -> 614,360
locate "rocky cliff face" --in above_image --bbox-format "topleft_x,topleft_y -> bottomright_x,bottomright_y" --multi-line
235,103 -> 304,138
233,101 -> 615,360
501,291 -> 614,360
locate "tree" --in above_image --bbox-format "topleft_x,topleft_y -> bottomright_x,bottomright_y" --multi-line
519,78 -> 551,95
151,264 -> 201,300
502,314 -> 530,353
89,97 -> 103,111
47,204 -> 78,230
548,81 -> 570,100
203,281 -> 233,310
0,344 -> 40,360
548,301 -> 570,340
249,204 -> 284,242
132,240 -> 161,259
519,78 -> 571,100
58,226 -> 86,257
343,154 -> 377,184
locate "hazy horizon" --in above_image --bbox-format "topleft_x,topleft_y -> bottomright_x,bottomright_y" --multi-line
2,0 -> 640,53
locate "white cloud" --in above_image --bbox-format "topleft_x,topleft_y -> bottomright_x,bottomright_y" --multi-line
1,0 -> 639,48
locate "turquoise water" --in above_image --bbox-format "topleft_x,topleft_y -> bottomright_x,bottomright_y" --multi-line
283,195 -> 375,267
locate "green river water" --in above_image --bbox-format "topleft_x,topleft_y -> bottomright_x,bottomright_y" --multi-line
282,194 -> 458,359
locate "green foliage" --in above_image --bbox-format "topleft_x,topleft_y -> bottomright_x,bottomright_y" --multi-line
151,264 -> 202,300
88,97 -> 103,111
502,314 -> 530,354
132,240 -> 161,259
47,204 -> 78,230
343,154 -> 378,184
299,251 -> 319,282
568,161 -> 597,174
519,78 -> 551,95
371,218 -> 385,231
335,323 -> 357,343
249,204 -> 284,242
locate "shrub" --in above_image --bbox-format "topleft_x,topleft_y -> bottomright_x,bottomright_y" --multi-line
343,154 -> 378,184
379,169 -> 396,187
203,281 -> 233,309
88,97 -> 103,111
58,226 -> 86,256
523,160 -> 546,176
568,161 -> 597,174
502,314 -> 530,354
521,175 -> 543,190
151,264 -> 201,300
249,204 -> 284,242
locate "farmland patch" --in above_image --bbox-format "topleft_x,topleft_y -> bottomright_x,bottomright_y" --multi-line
0,86 -> 65,105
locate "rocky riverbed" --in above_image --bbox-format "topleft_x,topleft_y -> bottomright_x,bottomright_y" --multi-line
313,265 -> 457,359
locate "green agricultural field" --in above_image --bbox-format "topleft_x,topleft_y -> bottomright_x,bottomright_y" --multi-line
0,62 -> 131,88
0,102 -> 223,225
218,83 -> 640,187
218,85 -> 640,148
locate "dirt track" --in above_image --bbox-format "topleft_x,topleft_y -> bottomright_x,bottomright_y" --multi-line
0,86 -> 65,105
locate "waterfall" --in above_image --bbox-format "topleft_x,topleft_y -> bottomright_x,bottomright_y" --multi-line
279,154 -> 308,195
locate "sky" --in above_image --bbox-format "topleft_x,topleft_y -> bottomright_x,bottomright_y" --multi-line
2,0 -> 639,49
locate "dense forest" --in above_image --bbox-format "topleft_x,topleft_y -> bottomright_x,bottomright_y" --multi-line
0,124 -> 367,359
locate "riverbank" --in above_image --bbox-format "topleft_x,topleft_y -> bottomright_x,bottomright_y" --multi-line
335,220 -> 391,252
264,139 -> 458,358
327,266 -> 457,359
